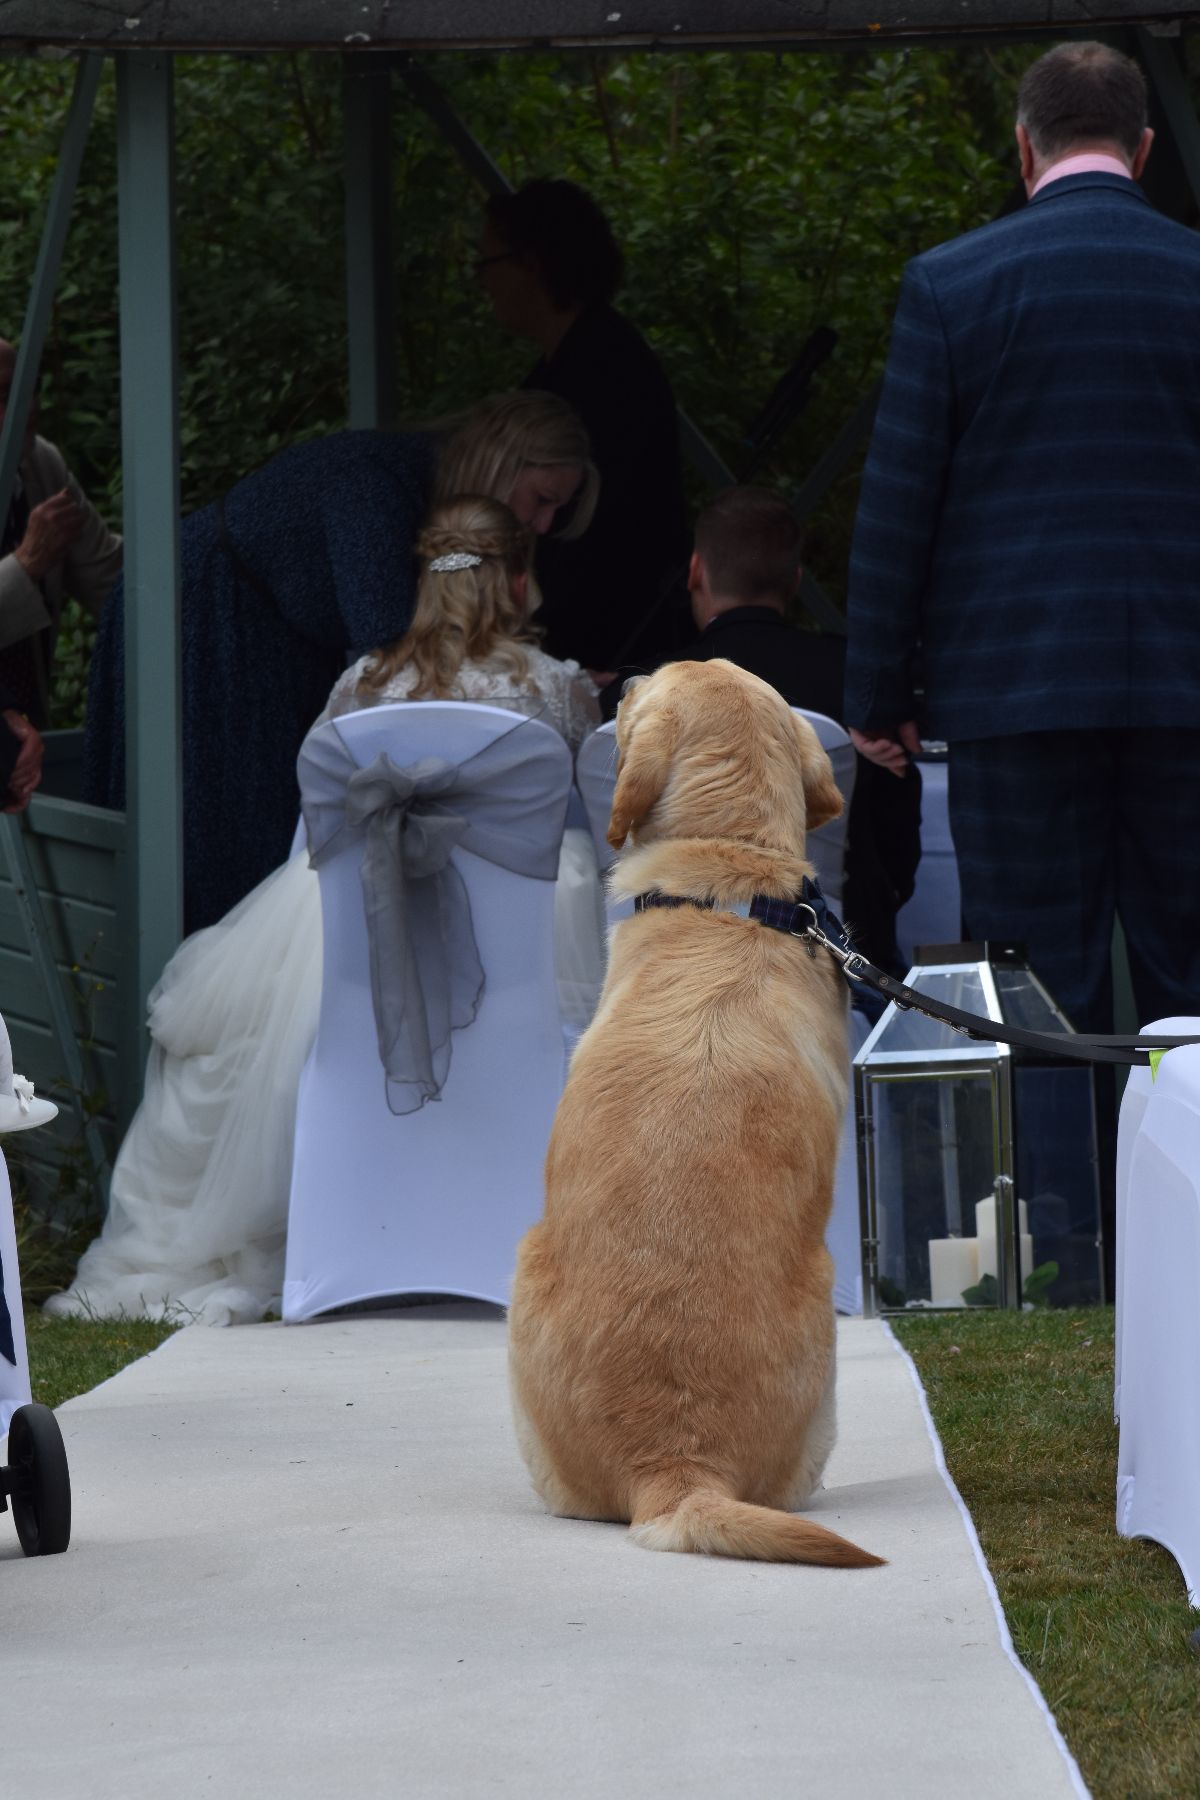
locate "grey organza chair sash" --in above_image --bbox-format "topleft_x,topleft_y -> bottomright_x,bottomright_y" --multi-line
299,715 -> 565,1115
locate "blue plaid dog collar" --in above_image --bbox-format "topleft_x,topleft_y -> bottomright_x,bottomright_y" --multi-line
634,876 -> 856,959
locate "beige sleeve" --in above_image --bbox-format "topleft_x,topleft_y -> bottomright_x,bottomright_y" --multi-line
60,467 -> 123,618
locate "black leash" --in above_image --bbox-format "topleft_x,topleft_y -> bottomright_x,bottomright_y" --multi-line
635,880 -> 1200,1068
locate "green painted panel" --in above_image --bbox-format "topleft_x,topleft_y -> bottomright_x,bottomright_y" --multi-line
0,800 -> 130,1167
2,1006 -> 119,1088
19,834 -> 126,910
0,885 -> 119,977
4,1095 -> 116,1159
0,943 -> 120,1053
25,794 -> 126,852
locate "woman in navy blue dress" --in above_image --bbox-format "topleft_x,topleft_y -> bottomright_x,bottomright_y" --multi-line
84,392 -> 596,930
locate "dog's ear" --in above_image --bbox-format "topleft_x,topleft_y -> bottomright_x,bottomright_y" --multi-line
607,705 -> 678,850
792,713 -> 843,833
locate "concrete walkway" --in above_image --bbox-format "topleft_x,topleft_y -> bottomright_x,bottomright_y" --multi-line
3,1312 -> 1086,1799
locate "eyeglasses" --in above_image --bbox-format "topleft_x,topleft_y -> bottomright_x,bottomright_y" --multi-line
473,251 -> 518,276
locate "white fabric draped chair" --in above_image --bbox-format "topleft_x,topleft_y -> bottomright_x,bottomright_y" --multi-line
1115,1020 -> 1200,1604
792,708 -> 856,911
575,723 -> 630,929
575,708 -> 862,1315
1113,1037 -> 1165,1420
895,756 -> 962,964
0,1150 -> 31,1439
576,708 -> 857,914
283,703 -> 572,1323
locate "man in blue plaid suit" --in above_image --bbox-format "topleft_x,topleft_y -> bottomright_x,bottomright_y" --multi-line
845,40 -> 1200,1049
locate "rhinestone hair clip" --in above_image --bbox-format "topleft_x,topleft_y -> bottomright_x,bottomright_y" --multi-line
428,551 -> 483,573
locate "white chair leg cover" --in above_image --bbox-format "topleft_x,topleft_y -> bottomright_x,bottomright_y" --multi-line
830,1008 -> 870,1315
0,1150 -> 32,1439
1112,1022 -> 1185,1418
573,733 -> 617,874
554,826 -> 608,1054
575,722 -> 634,933
896,758 -> 962,963
1116,1032 -> 1200,1604
283,705 -> 572,1322
791,708 -> 856,911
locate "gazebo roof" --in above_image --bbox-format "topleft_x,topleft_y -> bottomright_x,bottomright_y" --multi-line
2,1 -> 1199,53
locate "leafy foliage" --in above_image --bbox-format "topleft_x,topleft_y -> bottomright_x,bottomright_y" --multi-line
0,43 -> 1033,729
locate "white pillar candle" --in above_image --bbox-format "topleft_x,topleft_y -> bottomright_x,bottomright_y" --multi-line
975,1194 -> 1032,1287
928,1236 -> 979,1306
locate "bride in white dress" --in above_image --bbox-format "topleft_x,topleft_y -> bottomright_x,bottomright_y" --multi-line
47,496 -> 603,1326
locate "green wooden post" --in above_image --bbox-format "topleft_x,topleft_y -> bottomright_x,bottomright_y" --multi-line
115,53 -> 183,1077
343,58 -> 396,429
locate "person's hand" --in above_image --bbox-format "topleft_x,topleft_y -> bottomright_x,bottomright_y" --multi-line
2,710 -> 44,813
13,487 -> 84,581
850,720 -> 921,778
585,669 -> 620,688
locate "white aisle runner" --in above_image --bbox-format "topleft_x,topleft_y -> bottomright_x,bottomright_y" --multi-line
2,1313 -> 1086,1800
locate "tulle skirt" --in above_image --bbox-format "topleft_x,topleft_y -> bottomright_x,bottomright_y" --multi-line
45,831 -> 606,1326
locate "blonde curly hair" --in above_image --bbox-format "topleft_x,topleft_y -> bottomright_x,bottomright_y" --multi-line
434,391 -> 599,540
357,495 -> 541,701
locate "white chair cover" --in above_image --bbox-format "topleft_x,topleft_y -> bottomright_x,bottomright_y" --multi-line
575,723 -> 633,932
575,721 -> 620,873
792,707 -> 856,910
283,703 -> 572,1322
575,707 -> 857,902
896,758 -> 962,963
829,1008 -> 870,1315
0,1148 -> 32,1439
573,709 -> 863,1314
1113,1021 -> 1183,1419
1115,1023 -> 1200,1603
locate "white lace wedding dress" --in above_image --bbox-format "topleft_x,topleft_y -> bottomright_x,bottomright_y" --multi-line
47,649 -> 604,1326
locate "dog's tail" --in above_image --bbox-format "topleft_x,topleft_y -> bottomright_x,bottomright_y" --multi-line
630,1486 -> 884,1568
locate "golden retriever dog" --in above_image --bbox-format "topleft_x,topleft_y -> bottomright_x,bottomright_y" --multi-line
508,659 -> 882,1568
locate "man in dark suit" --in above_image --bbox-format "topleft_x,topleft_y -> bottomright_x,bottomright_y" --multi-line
680,485 -> 921,978
845,40 -> 1200,1043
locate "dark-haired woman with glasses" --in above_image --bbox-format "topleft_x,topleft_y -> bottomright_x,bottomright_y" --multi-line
478,179 -> 690,686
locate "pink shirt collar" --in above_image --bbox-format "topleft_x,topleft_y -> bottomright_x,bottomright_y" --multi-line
1030,153 -> 1133,198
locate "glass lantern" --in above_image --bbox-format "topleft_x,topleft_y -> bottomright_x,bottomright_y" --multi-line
853,942 -> 1105,1315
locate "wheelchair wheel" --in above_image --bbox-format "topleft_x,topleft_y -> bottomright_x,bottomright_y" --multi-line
8,1403 -> 71,1556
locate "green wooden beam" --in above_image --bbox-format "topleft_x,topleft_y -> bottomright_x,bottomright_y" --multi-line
115,53 -> 182,1074
0,53 -> 102,535
397,56 -> 509,195
343,57 -> 396,430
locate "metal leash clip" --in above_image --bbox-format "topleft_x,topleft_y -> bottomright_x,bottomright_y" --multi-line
787,902 -> 821,959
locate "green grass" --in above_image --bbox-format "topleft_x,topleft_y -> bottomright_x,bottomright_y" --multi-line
893,1308 -> 1200,1800
22,1311 -> 179,1410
